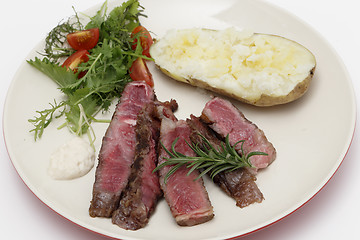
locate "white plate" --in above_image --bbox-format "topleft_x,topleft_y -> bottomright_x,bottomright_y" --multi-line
3,0 -> 356,239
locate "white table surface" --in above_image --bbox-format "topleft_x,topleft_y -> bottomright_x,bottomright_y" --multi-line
1,0 -> 358,239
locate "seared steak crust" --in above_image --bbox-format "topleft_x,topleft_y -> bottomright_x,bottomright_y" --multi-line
112,103 -> 162,230
213,168 -> 263,208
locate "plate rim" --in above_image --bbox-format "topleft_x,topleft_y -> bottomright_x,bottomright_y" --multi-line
2,0 -> 357,239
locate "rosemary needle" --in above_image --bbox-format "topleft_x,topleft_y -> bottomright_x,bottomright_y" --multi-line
154,134 -> 268,184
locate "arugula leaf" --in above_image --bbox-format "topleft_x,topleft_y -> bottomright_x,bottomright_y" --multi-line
84,1 -> 108,30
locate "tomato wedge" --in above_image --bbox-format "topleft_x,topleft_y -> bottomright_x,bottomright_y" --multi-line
67,28 -> 100,50
131,26 -> 153,58
62,50 -> 89,72
129,57 -> 154,87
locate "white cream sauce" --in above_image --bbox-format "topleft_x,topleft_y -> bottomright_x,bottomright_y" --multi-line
48,136 -> 95,180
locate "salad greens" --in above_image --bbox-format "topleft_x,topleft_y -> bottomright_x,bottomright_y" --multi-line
27,0 -> 148,141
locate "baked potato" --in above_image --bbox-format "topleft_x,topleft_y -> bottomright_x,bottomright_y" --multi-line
150,28 -> 316,107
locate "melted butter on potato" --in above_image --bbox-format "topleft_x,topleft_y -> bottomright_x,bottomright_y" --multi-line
150,28 -> 316,106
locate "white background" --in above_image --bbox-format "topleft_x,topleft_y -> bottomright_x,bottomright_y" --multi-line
1,0 -> 358,239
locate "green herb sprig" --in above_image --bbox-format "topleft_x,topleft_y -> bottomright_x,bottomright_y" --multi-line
28,100 -> 66,140
41,11 -> 82,63
154,134 -> 268,184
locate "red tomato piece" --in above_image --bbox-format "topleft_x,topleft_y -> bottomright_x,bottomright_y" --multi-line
67,28 -> 100,50
129,57 -> 154,87
62,50 -> 89,72
131,26 -> 153,58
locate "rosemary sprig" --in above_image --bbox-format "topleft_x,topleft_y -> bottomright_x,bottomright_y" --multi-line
154,134 -> 268,184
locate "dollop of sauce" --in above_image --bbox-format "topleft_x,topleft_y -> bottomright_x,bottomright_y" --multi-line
48,137 -> 95,180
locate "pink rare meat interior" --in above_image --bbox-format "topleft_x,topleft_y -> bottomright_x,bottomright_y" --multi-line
112,103 -> 162,230
201,97 -> 276,170
158,117 -> 214,226
89,82 -> 154,218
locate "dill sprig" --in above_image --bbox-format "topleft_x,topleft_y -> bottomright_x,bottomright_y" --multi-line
154,134 -> 268,184
42,9 -> 82,63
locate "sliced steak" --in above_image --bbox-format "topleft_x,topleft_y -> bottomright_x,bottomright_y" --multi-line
157,114 -> 214,226
213,168 -> 263,208
187,115 -> 264,208
89,81 -> 154,218
201,97 -> 276,171
112,103 -> 162,230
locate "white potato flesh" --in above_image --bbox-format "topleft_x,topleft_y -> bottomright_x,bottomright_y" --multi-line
150,28 -> 316,106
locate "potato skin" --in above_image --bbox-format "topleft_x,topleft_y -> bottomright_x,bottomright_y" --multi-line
251,66 -> 315,107
156,64 -> 315,107
151,31 -> 316,107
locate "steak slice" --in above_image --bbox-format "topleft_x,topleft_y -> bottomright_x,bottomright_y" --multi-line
157,114 -> 214,226
201,97 -> 276,171
89,82 -> 154,218
187,115 -> 263,208
112,103 -> 162,230
213,168 -> 263,208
